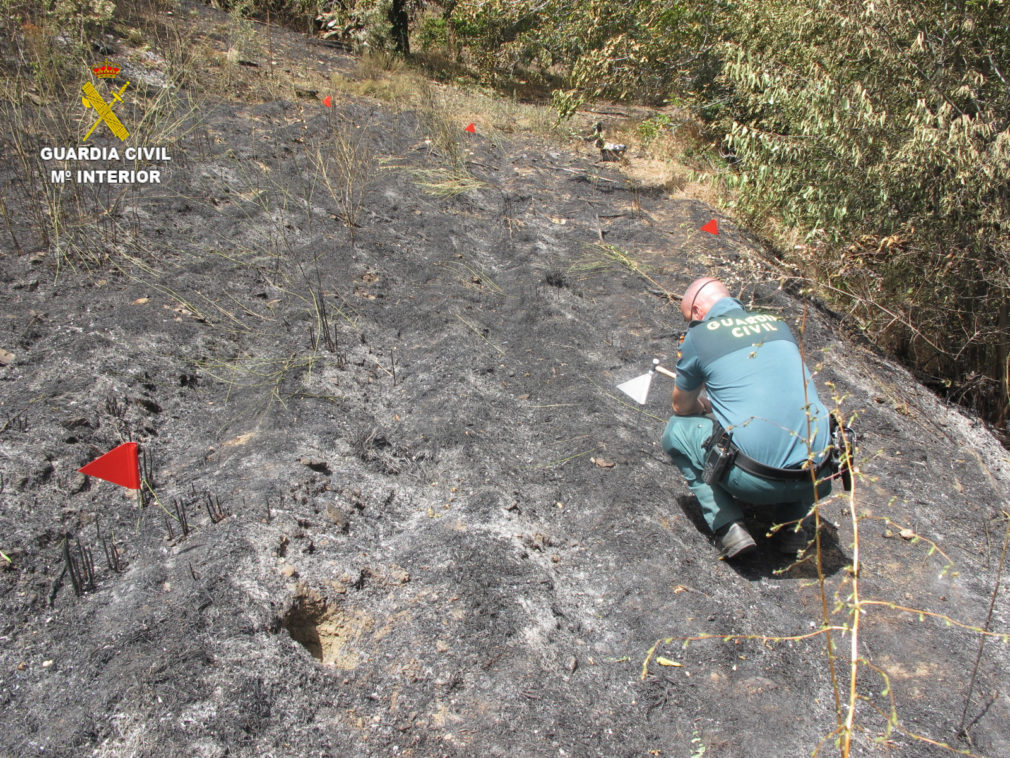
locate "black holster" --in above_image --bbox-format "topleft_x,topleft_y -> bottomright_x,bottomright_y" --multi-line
701,423 -> 737,485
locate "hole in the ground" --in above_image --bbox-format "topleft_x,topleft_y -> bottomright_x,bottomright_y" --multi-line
282,593 -> 326,661
280,587 -> 373,669
545,270 -> 567,288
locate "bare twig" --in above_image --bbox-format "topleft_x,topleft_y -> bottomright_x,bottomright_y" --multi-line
840,426 -> 862,758
798,313 -> 843,727
959,511 -> 1010,738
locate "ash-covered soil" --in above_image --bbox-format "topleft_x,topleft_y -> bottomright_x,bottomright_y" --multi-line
2,7 -> 1010,757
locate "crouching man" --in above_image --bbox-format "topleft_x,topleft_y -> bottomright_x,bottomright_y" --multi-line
662,277 -> 833,559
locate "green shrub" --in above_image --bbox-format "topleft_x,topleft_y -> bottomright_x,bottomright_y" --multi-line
417,14 -> 447,51
637,113 -> 674,145
719,0 -> 1010,423
446,0 -> 726,103
550,88 -> 583,123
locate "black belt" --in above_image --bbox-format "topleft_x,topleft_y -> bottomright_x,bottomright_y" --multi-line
731,446 -> 833,482
705,421 -> 833,482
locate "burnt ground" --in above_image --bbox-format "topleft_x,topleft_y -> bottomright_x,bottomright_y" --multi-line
2,5 -> 1010,757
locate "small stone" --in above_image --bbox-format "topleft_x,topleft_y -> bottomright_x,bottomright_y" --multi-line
899,528 -> 915,540
567,656 -> 578,673
42,660 -> 53,668
280,564 -> 298,578
325,504 -> 349,532
299,456 -> 332,475
12,278 -> 39,291
435,640 -> 450,653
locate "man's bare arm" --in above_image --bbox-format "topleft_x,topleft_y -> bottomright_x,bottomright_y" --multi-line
673,385 -> 711,416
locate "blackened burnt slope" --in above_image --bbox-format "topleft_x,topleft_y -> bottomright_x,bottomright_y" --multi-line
2,37 -> 1010,758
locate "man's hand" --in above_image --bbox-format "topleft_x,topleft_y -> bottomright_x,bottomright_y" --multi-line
673,385 -> 711,416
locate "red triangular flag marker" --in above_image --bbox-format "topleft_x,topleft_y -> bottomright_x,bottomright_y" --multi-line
79,442 -> 140,490
464,123 -> 476,133
323,95 -> 332,108
701,218 -> 718,235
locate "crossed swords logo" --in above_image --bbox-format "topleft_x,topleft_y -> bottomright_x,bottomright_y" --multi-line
81,80 -> 131,142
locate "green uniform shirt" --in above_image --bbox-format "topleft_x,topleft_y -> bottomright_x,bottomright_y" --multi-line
675,297 -> 832,468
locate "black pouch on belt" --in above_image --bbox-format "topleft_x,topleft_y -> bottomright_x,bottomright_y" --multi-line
701,422 -> 737,485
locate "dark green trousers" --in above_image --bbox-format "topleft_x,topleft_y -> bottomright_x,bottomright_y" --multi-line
661,415 -> 831,533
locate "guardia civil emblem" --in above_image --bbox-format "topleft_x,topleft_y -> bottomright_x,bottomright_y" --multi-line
81,59 -> 130,142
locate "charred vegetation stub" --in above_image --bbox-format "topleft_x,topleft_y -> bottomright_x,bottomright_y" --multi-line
544,269 -> 568,289
61,534 -> 96,597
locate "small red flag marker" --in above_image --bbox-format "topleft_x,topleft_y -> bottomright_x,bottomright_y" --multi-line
701,219 -> 718,235
464,123 -> 476,133
323,95 -> 332,108
78,442 -> 140,490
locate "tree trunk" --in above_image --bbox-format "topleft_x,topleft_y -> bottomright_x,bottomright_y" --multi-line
388,0 -> 410,55
998,300 -> 1009,428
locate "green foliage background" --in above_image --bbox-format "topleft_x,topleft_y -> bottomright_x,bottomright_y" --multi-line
719,0 -> 1010,422
446,0 -> 727,103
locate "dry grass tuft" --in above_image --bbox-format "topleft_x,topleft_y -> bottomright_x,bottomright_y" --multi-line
311,113 -> 377,232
